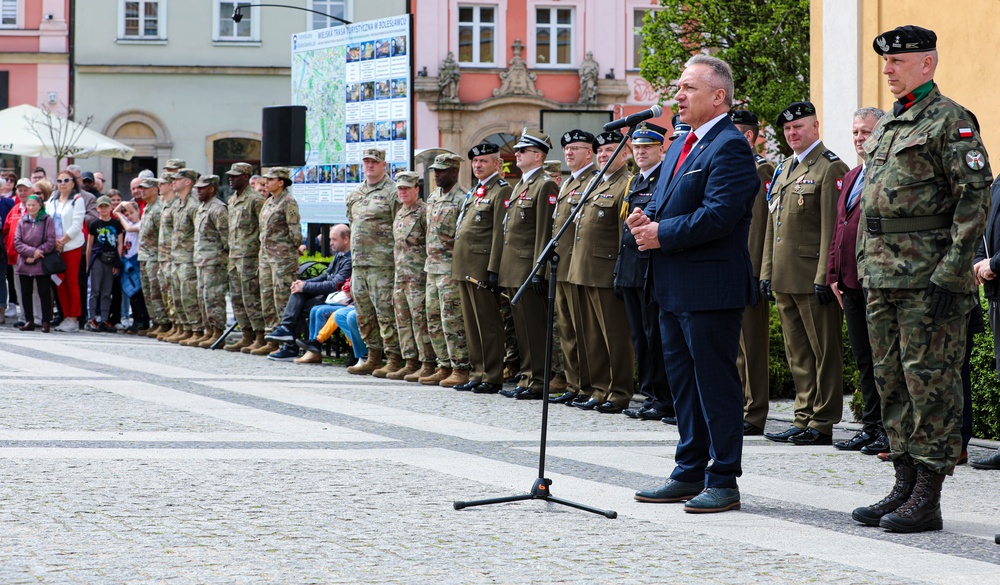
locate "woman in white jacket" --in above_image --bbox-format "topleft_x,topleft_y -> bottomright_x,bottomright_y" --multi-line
45,172 -> 86,332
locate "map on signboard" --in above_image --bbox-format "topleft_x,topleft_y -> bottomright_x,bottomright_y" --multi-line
292,45 -> 346,166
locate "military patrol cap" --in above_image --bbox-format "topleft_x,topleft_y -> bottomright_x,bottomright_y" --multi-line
730,110 -> 759,126
429,153 -> 463,170
543,160 -> 563,174
361,148 -> 386,162
175,168 -> 200,182
775,101 -> 817,127
157,172 -> 176,184
194,174 -> 220,188
595,131 -> 626,146
95,196 -> 112,207
394,171 -> 420,187
164,159 -> 187,169
225,162 -> 254,176
468,142 -> 500,159
262,167 -> 291,180
629,122 -> 666,145
139,178 -> 159,189
873,25 -> 937,55
560,129 -> 597,151
514,128 -> 552,153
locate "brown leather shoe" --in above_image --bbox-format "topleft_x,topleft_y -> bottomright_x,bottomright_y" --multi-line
419,367 -> 452,385
294,350 -> 323,364
439,368 -> 469,388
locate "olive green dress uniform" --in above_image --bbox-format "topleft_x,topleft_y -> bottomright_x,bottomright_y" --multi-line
157,195 -> 176,327
739,153 -> 775,429
761,140 -> 849,436
258,189 -> 302,331
393,199 -> 431,362
194,195 -> 230,332
425,182 -> 470,370
138,196 -> 165,326
552,163 -> 597,395
227,186 -> 266,335
860,83 -> 992,474
171,192 -> 201,331
495,167 -> 558,391
454,172 -> 511,384
345,175 -> 400,355
568,164 -> 634,408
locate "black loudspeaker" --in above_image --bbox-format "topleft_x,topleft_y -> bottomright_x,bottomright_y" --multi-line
261,105 -> 307,167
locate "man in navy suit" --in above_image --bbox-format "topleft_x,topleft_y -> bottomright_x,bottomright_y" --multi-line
627,55 -> 760,513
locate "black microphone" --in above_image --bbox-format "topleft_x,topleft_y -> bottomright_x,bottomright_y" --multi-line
603,105 -> 663,132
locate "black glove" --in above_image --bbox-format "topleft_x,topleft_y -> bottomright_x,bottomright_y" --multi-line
486,271 -> 500,293
759,279 -> 774,302
814,284 -> 836,305
613,286 -> 624,300
928,282 -> 958,319
531,274 -> 546,295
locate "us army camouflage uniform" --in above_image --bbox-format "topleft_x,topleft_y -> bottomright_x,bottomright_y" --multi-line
258,189 -> 302,331
171,194 -> 201,329
345,175 -> 400,354
157,196 -> 176,325
859,83 -> 993,475
194,196 -> 230,332
138,197 -> 166,325
228,186 -> 265,333
425,182 -> 469,370
393,199 -> 431,362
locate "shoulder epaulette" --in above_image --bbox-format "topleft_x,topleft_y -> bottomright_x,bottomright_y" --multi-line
754,154 -> 767,165
822,150 -> 840,162
497,179 -> 509,187
589,168 -> 599,176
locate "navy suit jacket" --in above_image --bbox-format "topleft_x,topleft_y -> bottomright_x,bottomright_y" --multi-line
301,250 -> 353,296
644,117 -> 760,312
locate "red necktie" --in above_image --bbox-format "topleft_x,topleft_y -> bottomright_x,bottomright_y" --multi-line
673,132 -> 697,177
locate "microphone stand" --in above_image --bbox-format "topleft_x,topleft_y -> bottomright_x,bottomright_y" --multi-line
453,132 -> 635,519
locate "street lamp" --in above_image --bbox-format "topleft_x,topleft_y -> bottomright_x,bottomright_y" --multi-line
232,3 -> 352,26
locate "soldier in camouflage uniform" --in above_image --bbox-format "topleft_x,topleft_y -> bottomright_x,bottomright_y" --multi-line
345,148 -> 401,375
852,26 -> 993,534
389,171 -> 432,381
153,172 -> 177,340
136,177 -> 166,335
255,167 -> 302,357
165,168 -> 202,345
222,162 -> 266,353
192,175 -> 230,348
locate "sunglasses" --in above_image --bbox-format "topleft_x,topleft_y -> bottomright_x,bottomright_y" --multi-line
57,178 -> 74,184
514,147 -> 540,155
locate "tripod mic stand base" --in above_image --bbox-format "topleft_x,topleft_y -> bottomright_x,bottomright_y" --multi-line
454,477 -> 617,519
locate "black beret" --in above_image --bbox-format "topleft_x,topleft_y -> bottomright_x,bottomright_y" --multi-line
775,101 -> 817,127
873,25 -> 937,55
730,110 -> 759,126
468,142 -> 500,159
561,129 -> 597,149
595,131 -> 625,146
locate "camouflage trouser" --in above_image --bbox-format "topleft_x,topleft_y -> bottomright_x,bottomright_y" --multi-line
171,262 -> 200,329
229,256 -> 263,332
140,259 -> 167,324
866,287 -> 971,475
352,265 -> 399,354
500,295 -> 519,369
196,263 -> 228,331
158,259 -> 175,324
393,277 -> 430,361
426,273 -> 469,369
260,255 -> 298,331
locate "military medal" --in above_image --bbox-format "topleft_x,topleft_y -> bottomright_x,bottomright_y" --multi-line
598,209 -> 605,219
520,209 -> 526,220
474,212 -> 482,222
798,195 -> 804,206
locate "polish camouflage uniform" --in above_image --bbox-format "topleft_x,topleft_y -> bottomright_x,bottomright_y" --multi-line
859,82 -> 992,475
226,164 -> 266,335
157,176 -> 177,326
345,168 -> 400,355
258,170 -> 302,331
392,173 -> 431,362
193,176 -> 230,332
137,179 -> 166,326
171,171 -> 202,331
424,161 -> 469,371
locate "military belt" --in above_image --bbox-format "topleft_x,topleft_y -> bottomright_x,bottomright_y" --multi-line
865,214 -> 952,235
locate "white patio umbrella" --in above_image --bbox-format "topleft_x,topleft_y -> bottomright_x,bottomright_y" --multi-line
0,104 -> 134,162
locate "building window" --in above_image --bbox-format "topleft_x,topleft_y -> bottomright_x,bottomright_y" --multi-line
213,137 -> 261,201
535,7 -> 573,67
1,0 -> 19,28
458,5 -> 496,66
309,0 -> 350,30
214,1 -> 259,42
119,0 -> 166,40
631,9 -> 653,69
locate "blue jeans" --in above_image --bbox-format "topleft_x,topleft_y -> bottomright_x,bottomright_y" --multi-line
334,306 -> 367,359
308,303 -> 345,339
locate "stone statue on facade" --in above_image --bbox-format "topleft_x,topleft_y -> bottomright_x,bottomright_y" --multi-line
493,39 -> 543,98
578,51 -> 599,105
439,52 -> 461,103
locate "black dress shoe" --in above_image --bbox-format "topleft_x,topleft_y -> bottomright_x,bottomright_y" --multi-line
548,391 -> 578,404
453,380 -> 481,391
765,425 -> 805,443
860,430 -> 890,455
743,421 -> 764,436
970,448 -> 1000,470
504,373 -> 522,384
570,394 -> 591,406
638,407 -> 673,421
472,382 -> 503,394
595,401 -> 625,414
574,398 -> 602,410
515,387 -> 543,400
661,416 -> 678,425
834,430 -> 875,451
499,386 -> 524,398
788,427 -> 832,446
623,407 -> 644,419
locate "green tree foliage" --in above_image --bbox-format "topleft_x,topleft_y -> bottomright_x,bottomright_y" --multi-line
639,0 -> 811,131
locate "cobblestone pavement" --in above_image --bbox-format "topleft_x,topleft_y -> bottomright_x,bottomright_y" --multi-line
1,328 -> 998,584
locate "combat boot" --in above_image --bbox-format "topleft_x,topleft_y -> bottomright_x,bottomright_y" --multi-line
372,352 -> 404,378
169,327 -> 192,344
852,460 -> 917,526
439,368 -> 469,388
180,329 -> 205,346
197,327 -> 219,349
387,358 -> 420,380
144,324 -> 163,338
251,340 -> 280,356
155,323 -> 174,340
225,330 -> 254,352
405,362 -> 436,382
242,331 -> 266,354
347,348 -> 383,375
879,464 -> 945,533
419,367 -> 452,385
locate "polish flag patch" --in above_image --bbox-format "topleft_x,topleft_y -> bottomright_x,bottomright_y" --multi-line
836,178 -> 843,190
959,127 -> 974,139
504,199 -> 511,208
548,194 -> 557,205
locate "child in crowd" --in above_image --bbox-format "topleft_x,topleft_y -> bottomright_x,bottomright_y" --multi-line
85,196 -> 123,332
115,200 -> 149,333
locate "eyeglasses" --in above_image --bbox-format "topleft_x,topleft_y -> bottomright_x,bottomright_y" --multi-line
57,178 -> 74,184
564,145 -> 591,152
